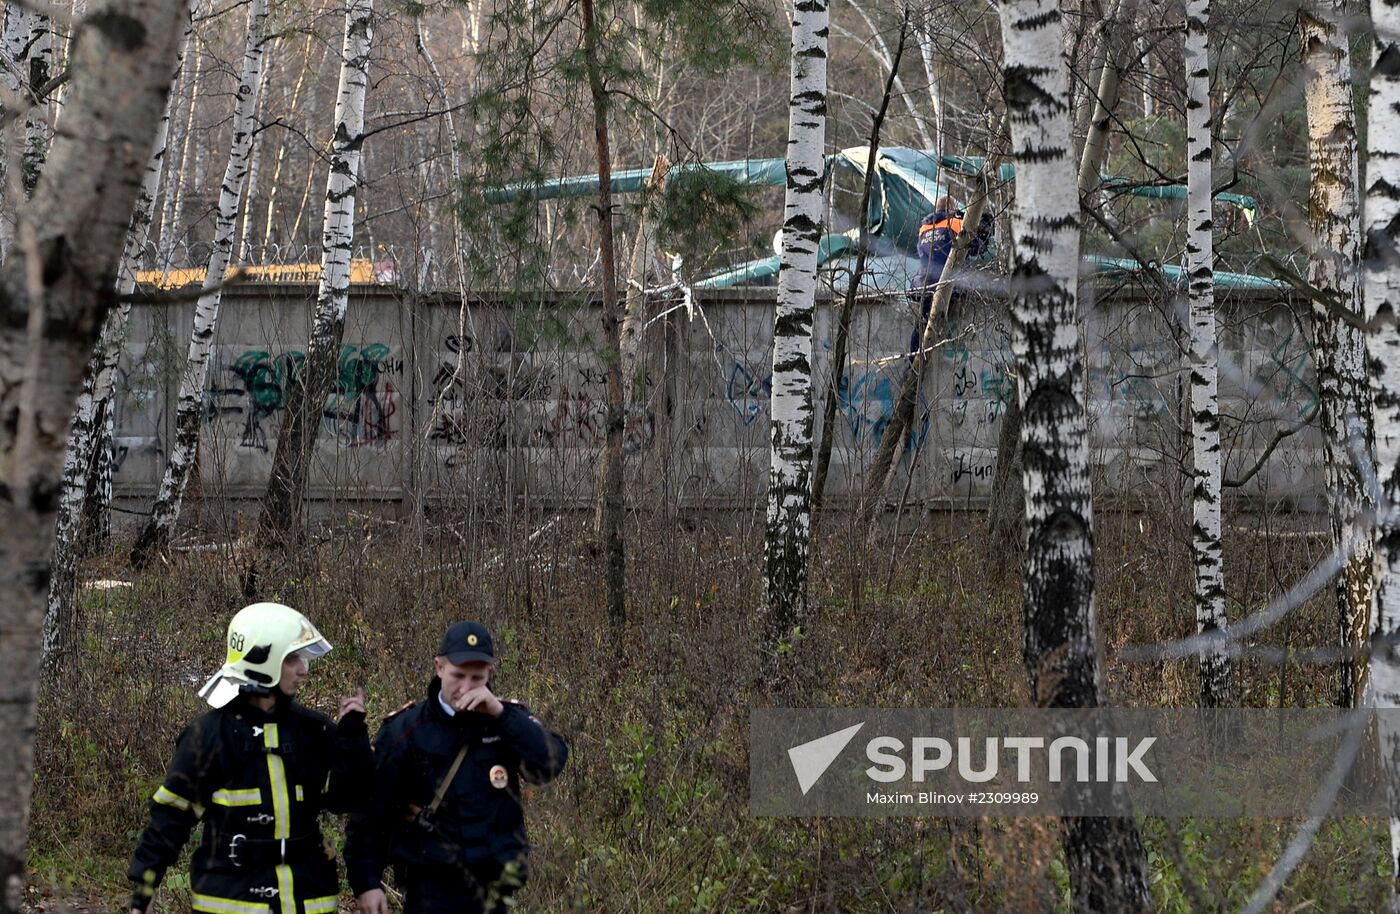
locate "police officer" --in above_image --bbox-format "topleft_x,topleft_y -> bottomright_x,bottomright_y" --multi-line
345,621 -> 568,914
128,602 -> 373,914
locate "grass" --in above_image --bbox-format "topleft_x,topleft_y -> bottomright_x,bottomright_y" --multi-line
27,501 -> 1391,913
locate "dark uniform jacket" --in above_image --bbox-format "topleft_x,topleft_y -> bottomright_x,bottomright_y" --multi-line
343,678 -> 569,896
128,692 -> 373,914
914,207 -> 994,290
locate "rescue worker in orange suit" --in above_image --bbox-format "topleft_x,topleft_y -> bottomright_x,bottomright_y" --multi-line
128,602 -> 373,914
344,621 -> 568,914
910,196 -> 995,355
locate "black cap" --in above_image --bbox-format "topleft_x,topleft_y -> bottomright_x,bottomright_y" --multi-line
438,621 -> 495,665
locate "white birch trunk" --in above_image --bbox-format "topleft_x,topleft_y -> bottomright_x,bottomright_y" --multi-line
261,33 -> 315,250
132,0 -> 268,567
1364,0 -> 1400,896
620,154 -> 667,397
18,10 -> 50,195
918,21 -> 943,158
158,41 -> 202,276
1077,0 -> 1125,198
257,0 -> 371,542
1185,0 -> 1232,708
0,0 -> 188,893
841,0 -> 932,150
42,7 -> 191,674
762,0 -> 827,683
997,0 -> 1151,908
1300,0 -> 1375,708
0,5 -> 28,256
238,55 -> 272,264
49,0 -> 81,120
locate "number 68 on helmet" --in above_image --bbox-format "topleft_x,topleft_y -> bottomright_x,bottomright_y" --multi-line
197,602 -> 332,708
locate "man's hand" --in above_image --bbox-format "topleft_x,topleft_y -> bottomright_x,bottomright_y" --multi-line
338,688 -> 366,721
451,685 -> 503,717
357,888 -> 389,914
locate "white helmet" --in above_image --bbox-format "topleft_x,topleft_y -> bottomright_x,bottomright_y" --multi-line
197,602 -> 332,708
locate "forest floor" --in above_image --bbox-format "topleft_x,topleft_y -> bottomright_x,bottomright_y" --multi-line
24,502 -> 1390,913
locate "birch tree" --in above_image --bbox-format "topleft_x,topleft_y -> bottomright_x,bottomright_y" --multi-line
0,0 -> 188,896
257,0 -> 373,545
157,40 -> 202,275
0,3 -> 52,193
19,8 -> 49,193
1299,0 -> 1374,708
996,0 -> 1152,907
131,0 -> 269,568
0,3 -> 50,254
1185,0 -> 1232,708
1364,0 -> 1400,894
988,6 -> 1127,563
42,7 -> 192,676
762,0 -> 828,684
0,8 -> 21,256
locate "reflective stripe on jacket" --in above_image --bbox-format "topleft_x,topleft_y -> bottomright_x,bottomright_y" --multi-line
129,694 -> 372,914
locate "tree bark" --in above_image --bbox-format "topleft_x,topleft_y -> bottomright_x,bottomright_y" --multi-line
0,3 -> 51,252
1299,0 -> 1374,709
991,0 -> 1123,564
17,7 -> 52,195
580,0 -> 626,633
1363,0 -> 1400,898
256,0 -> 372,547
261,34 -> 315,251
42,3 -> 191,677
237,56 -> 273,264
762,0 -> 828,685
0,0 -> 188,899
158,38 -> 202,276
620,153 -> 667,400
131,0 -> 269,568
1186,0 -> 1233,709
996,0 -> 1152,909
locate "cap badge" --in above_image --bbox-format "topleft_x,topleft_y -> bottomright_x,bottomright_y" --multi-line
467,634 -> 479,646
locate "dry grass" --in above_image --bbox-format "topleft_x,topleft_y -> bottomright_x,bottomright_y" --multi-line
27,500 -> 1389,913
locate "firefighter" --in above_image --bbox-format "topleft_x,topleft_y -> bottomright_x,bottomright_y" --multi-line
128,602 -> 373,914
345,621 -> 568,914
910,196 -> 995,354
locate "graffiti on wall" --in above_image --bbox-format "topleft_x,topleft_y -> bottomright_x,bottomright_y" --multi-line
836,368 -> 929,451
204,343 -> 401,449
725,362 -> 771,426
1254,330 -> 1317,418
427,337 -> 656,454
942,338 -> 1014,428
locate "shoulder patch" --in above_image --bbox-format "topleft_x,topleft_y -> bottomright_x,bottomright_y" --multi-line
383,700 -> 415,721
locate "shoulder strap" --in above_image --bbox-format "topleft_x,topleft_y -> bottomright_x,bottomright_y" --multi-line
426,743 -> 471,818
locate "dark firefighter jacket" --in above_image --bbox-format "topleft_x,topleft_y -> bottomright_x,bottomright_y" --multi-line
128,692 -> 373,914
343,678 -> 569,896
914,208 -> 994,290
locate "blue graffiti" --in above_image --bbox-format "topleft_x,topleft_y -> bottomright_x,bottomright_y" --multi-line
837,370 -> 927,450
726,363 -> 772,425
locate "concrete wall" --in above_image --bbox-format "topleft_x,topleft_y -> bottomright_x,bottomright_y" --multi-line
111,283 -> 1321,510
